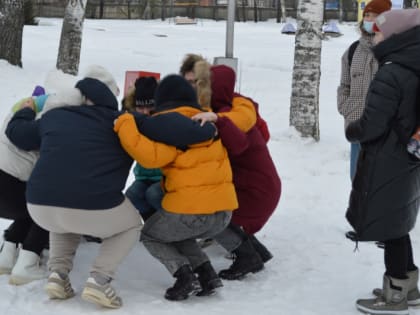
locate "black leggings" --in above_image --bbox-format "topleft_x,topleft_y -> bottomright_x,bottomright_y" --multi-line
384,234 -> 417,279
0,170 -> 48,255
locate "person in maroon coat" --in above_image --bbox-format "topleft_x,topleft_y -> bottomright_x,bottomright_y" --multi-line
193,65 -> 281,280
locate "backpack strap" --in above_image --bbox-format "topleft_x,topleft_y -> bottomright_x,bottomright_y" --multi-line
348,40 -> 359,67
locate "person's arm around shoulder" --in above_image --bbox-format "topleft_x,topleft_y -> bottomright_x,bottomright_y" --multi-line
136,112 -> 217,148
218,95 -> 257,132
114,112 -> 177,168
5,100 -> 41,151
216,116 -> 249,156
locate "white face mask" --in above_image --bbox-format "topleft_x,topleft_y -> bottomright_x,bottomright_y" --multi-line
363,21 -> 375,34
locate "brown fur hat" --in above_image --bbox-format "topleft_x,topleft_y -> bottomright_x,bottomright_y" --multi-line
179,54 -> 212,109
179,53 -> 206,76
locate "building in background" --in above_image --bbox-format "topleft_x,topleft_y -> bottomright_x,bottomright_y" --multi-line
32,0 -> 361,21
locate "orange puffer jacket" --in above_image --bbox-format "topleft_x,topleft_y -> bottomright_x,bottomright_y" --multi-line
114,106 -> 238,215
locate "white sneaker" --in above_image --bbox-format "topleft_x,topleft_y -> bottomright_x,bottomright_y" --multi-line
0,241 -> 17,275
81,277 -> 122,309
45,272 -> 75,300
9,249 -> 47,285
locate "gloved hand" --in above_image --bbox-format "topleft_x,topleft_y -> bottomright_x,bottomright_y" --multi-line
32,94 -> 49,112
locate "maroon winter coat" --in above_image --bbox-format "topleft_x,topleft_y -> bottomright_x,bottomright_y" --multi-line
211,65 -> 281,234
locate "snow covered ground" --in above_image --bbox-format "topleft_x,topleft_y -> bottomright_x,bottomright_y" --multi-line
0,17 -> 418,315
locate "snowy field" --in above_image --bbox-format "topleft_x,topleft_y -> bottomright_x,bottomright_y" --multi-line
0,17 -> 418,315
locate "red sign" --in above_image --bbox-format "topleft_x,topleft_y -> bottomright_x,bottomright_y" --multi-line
124,71 -> 161,96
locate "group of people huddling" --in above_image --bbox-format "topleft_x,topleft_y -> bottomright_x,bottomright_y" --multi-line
0,54 -> 281,309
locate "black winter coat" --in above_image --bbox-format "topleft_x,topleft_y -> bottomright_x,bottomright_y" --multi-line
345,26 -> 420,242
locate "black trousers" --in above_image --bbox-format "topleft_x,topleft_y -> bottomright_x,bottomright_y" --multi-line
0,170 -> 48,255
384,234 -> 417,279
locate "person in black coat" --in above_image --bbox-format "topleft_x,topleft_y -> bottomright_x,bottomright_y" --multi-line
345,9 -> 420,315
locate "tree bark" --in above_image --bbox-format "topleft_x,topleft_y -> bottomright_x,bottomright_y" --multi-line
56,0 -> 87,75
0,0 -> 24,67
289,0 -> 323,141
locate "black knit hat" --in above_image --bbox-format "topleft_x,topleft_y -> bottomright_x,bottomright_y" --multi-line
154,74 -> 201,112
135,76 -> 158,107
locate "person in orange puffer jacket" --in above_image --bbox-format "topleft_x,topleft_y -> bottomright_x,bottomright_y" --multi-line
114,74 -> 238,301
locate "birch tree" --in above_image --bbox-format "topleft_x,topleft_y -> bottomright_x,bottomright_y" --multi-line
289,0 -> 323,141
56,0 -> 88,75
0,0 -> 24,67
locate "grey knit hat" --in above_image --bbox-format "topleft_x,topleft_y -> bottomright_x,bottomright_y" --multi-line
375,8 -> 420,40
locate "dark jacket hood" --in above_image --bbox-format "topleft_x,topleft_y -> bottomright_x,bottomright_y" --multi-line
211,65 -> 235,112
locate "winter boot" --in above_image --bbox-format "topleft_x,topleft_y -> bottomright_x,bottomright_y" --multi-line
45,272 -> 75,300
249,235 -> 273,263
356,275 -> 409,315
194,261 -> 223,296
164,265 -> 201,301
9,249 -> 47,285
373,269 -> 420,307
218,238 -> 264,280
81,277 -> 122,309
0,241 -> 18,275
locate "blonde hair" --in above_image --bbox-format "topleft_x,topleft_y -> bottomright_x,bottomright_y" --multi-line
179,53 -> 212,110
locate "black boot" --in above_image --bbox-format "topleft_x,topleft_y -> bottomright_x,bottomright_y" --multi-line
249,235 -> 273,263
218,238 -> 264,280
194,261 -> 223,296
165,265 -> 201,301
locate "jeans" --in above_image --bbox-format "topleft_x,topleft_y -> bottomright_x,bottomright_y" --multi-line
125,180 -> 163,216
141,209 -> 232,275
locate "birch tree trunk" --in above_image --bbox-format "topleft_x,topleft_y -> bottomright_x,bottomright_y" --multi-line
56,0 -> 87,75
0,0 -> 24,67
289,0 -> 323,141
